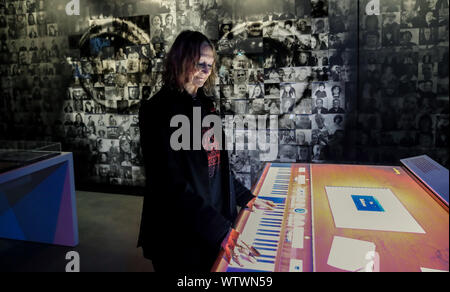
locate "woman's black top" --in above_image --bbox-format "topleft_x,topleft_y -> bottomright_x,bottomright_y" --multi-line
137,85 -> 255,271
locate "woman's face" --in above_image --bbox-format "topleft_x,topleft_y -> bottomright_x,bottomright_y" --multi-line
269,102 -> 278,111
254,85 -> 261,96
166,15 -> 173,25
186,42 -> 214,90
310,36 -> 317,48
333,87 -> 340,95
297,132 -> 305,143
316,98 -> 324,107
252,99 -> 265,111
300,53 -> 308,64
121,140 -> 131,152
222,86 -> 232,98
238,84 -> 247,97
153,16 -> 161,27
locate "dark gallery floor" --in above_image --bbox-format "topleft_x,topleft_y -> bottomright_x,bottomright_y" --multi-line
0,191 -> 154,272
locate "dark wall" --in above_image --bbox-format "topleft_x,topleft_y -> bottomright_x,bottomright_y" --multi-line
356,0 -> 449,167
0,0 -> 448,192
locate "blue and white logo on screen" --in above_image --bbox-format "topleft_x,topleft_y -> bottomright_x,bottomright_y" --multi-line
351,195 -> 385,212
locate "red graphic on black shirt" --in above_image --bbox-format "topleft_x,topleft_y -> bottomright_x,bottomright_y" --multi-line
202,127 -> 220,178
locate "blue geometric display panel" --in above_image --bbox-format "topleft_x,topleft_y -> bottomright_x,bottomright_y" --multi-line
0,154 -> 78,246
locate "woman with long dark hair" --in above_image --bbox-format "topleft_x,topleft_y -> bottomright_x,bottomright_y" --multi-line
138,31 -> 274,272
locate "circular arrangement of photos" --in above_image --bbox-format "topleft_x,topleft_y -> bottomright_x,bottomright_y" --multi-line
216,0 -> 359,186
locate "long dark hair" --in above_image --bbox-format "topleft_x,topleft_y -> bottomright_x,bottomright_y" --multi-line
163,30 -> 217,94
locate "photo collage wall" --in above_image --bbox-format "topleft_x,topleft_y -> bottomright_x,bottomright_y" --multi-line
356,0 -> 449,167
0,0 -> 448,191
0,0 -> 71,144
214,0 -> 358,189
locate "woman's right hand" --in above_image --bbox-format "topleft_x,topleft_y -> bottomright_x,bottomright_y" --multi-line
229,238 -> 261,267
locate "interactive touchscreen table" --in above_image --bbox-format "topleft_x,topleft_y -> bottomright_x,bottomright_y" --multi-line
212,156 -> 449,272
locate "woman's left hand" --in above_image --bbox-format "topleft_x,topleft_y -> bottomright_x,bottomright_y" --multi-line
248,197 -> 276,211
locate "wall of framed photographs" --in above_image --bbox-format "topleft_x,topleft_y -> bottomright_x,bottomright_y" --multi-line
0,0 -> 448,191
356,0 -> 449,169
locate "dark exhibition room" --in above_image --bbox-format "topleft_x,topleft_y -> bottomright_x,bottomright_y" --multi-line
0,0 -> 448,276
